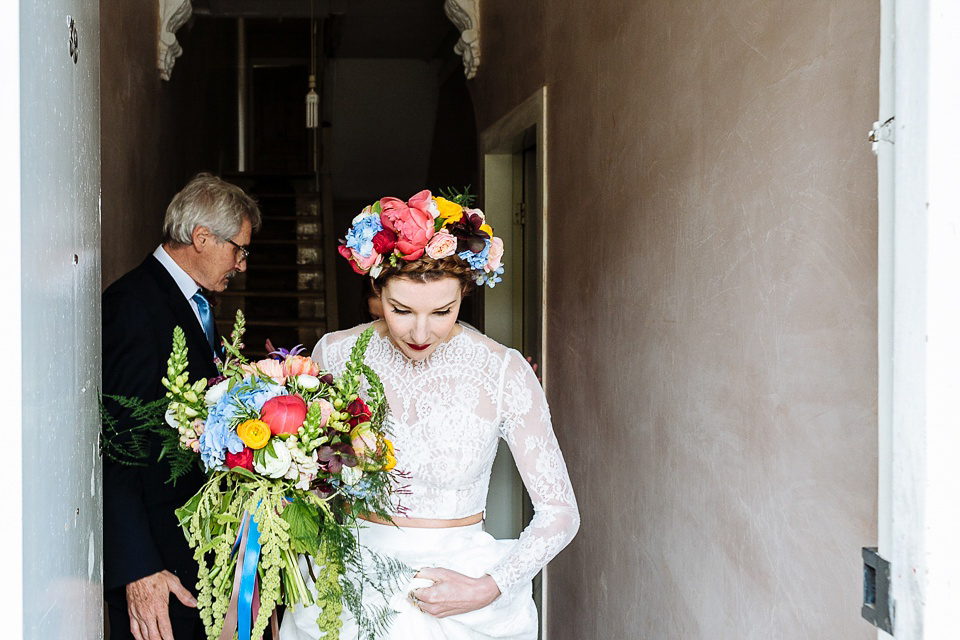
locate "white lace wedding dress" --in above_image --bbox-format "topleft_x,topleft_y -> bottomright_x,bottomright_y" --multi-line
280,324 -> 580,639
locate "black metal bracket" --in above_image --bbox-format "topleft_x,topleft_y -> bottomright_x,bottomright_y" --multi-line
862,547 -> 893,634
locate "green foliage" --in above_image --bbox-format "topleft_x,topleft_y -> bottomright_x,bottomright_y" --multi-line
281,497 -> 322,555
438,185 -> 477,208
99,393 -> 165,466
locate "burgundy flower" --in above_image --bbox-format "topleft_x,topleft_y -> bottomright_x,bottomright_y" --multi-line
449,211 -> 490,254
347,397 -> 372,427
317,443 -> 358,474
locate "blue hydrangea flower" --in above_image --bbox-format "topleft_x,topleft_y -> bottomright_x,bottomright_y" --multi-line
199,377 -> 286,470
476,264 -> 504,288
457,238 -> 490,271
345,214 -> 384,258
198,420 -> 245,470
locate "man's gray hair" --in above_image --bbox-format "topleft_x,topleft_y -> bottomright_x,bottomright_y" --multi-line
162,173 -> 262,245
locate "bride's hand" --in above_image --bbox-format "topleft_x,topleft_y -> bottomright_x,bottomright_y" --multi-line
410,567 -> 501,618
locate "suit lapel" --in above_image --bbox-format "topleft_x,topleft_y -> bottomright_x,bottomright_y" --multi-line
142,256 -> 219,374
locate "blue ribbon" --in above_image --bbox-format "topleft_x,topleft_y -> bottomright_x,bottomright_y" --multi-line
238,511 -> 262,640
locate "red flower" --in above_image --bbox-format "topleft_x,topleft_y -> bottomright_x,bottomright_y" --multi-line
261,395 -> 308,436
226,447 -> 254,471
347,397 -> 372,427
372,229 -> 398,254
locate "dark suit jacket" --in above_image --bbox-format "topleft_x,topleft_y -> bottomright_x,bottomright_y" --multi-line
102,254 -> 219,618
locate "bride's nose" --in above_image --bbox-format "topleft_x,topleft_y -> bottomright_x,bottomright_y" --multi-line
410,316 -> 430,344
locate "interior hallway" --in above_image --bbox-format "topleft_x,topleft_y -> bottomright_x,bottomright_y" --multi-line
11,0 -> 905,638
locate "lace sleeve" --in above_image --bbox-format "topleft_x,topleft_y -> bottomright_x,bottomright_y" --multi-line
487,350 -> 580,592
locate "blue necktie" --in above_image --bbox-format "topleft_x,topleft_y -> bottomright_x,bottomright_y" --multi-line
192,291 -> 216,352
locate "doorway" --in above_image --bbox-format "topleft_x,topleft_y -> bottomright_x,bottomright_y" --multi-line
481,87 -> 549,637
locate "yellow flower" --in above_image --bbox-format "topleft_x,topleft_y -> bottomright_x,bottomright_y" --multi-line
237,419 -> 271,450
479,223 -> 494,237
435,197 -> 464,226
382,438 -> 396,471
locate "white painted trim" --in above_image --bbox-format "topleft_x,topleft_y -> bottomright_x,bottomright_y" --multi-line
0,3 -> 23,635
890,0 -> 960,636
480,85 -> 549,638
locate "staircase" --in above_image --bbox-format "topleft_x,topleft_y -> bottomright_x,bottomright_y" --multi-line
213,173 -> 333,360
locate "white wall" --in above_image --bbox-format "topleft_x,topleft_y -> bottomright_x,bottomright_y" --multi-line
20,1 -> 102,638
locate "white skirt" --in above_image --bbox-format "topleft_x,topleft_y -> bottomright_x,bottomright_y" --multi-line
279,521 -> 538,640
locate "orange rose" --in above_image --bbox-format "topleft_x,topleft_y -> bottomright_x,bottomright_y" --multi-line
283,355 -> 320,378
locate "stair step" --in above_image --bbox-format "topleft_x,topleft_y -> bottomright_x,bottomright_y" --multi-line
243,319 -> 327,328
217,290 -> 325,299
251,238 -> 322,246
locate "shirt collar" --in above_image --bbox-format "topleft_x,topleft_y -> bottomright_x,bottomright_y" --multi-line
153,245 -> 201,299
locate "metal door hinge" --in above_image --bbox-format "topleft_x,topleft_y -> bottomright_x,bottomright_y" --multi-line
862,547 -> 894,633
869,116 -> 895,155
513,202 -> 526,226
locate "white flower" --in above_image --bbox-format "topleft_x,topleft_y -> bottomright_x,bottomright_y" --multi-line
340,464 -> 364,486
204,378 -> 231,406
369,263 -> 383,279
164,408 -> 180,430
296,374 -> 320,391
351,206 -> 378,225
286,441 -> 319,489
253,441 -> 293,478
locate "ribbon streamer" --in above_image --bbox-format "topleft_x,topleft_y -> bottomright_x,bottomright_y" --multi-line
218,510 -> 264,640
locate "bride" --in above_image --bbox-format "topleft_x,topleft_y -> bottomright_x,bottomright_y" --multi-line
280,190 -> 579,639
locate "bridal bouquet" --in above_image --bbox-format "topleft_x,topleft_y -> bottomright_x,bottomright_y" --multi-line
160,312 -> 403,640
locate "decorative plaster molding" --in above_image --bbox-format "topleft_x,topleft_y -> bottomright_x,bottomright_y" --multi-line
158,0 -> 193,81
444,0 -> 479,80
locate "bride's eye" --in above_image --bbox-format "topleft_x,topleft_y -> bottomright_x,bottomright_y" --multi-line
391,307 -> 411,315
434,309 -> 452,316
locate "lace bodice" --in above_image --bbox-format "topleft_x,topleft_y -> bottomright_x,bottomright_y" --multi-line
313,324 -> 580,591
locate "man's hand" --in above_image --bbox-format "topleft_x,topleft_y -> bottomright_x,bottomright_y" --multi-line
125,570 -> 197,640
410,567 -> 501,618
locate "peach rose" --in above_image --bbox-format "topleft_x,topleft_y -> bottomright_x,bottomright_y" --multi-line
486,237 -> 504,272
380,194 -> 435,260
243,358 -> 287,385
425,230 -> 458,259
283,355 -> 320,378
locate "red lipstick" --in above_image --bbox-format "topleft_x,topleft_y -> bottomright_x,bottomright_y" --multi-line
406,343 -> 430,351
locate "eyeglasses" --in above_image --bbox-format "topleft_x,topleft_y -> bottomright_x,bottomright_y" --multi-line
221,237 -> 250,262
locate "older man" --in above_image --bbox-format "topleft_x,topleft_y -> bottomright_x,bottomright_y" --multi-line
102,174 -> 261,640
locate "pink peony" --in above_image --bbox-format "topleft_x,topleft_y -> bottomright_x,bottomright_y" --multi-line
380,194 -> 435,261
283,355 -> 320,377
243,358 -> 287,384
407,189 -> 441,219
486,237 -> 504,271
261,395 -> 308,436
425,230 -> 458,260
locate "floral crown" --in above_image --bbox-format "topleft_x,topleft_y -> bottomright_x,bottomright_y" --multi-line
337,188 -> 504,288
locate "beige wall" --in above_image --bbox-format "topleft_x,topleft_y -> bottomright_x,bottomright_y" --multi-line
471,1 -> 879,638
100,7 -> 236,287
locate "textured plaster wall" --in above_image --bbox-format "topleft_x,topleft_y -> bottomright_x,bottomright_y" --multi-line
471,1 -> 879,638
100,7 -> 235,287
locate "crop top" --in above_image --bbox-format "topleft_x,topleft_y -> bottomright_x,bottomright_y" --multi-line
312,324 -> 580,592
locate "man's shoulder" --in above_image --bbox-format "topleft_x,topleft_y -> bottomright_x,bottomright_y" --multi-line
103,256 -> 167,302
